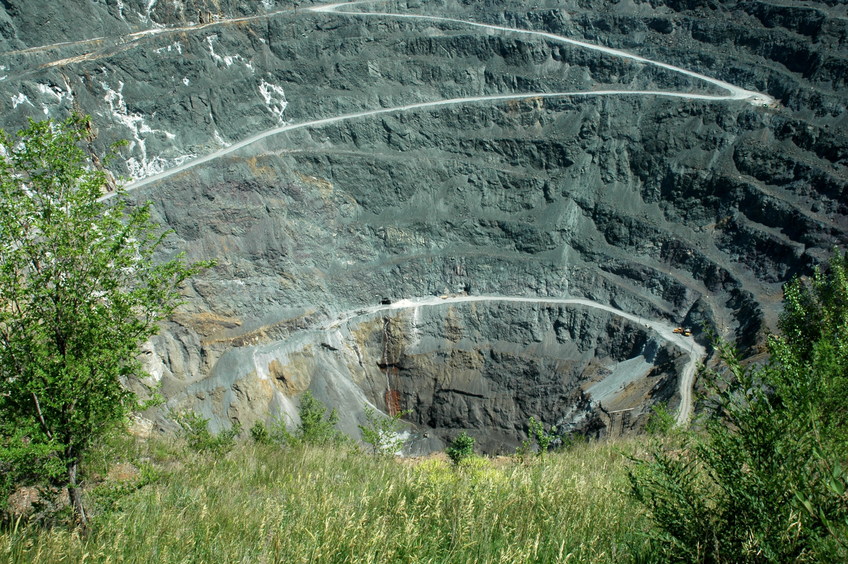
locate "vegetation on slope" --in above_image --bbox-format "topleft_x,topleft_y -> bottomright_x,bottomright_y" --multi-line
630,251 -> 848,562
0,117 -> 210,526
1,117 -> 845,562
1,436 -> 651,563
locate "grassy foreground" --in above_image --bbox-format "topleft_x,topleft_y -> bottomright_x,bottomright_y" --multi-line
1,438 -> 651,563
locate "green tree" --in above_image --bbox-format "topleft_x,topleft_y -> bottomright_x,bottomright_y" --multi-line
0,116 -> 210,526
446,432 -> 475,465
358,406 -> 410,456
275,391 -> 347,447
629,251 -> 848,562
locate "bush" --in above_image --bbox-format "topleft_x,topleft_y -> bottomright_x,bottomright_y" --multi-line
629,251 -> 848,562
175,412 -> 240,454
358,406 -> 410,456
529,416 -> 559,456
644,402 -> 676,437
249,422 -> 271,445
515,417 -> 577,462
446,432 -> 475,465
275,391 -> 347,447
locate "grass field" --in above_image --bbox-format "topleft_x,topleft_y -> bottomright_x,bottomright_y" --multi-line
1,437 -> 653,563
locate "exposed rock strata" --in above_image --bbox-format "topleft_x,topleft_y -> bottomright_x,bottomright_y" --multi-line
1,0 -> 845,451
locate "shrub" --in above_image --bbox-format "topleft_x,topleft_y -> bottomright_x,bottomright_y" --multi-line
249,421 -> 271,445
175,412 -> 240,454
358,406 -> 410,456
644,402 -> 676,437
528,416 -> 559,456
275,391 -> 347,447
446,432 -> 475,465
516,417 -> 576,462
629,251 -> 848,562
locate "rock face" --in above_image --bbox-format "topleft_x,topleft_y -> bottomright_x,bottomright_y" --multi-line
1,0 -> 846,452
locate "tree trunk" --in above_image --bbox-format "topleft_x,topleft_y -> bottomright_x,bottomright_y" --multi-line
68,459 -> 87,529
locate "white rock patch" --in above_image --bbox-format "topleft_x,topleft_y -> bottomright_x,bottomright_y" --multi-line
154,42 -> 183,55
213,130 -> 231,148
101,80 -> 192,180
11,93 -> 33,109
259,80 -> 288,124
206,35 -> 254,71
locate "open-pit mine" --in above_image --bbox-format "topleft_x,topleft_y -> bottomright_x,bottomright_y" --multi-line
1,0 -> 845,452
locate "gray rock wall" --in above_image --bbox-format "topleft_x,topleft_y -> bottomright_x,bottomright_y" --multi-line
1,0 -> 845,451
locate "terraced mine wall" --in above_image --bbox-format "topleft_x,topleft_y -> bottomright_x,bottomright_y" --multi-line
1,0 -> 845,452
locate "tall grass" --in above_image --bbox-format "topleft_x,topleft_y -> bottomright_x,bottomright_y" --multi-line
1,438 -> 651,563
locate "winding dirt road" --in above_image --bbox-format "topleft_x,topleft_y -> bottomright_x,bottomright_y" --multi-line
123,88 -> 760,193
113,0 -> 773,193
323,294 -> 704,425
79,1 -> 751,424
314,2 -> 774,105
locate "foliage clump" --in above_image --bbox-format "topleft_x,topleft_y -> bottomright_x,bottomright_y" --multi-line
644,402 -> 677,437
253,391 -> 348,448
249,421 -> 272,444
0,116 -> 210,525
175,412 -> 240,454
446,431 -> 476,465
629,251 -> 848,562
358,406 -> 410,456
